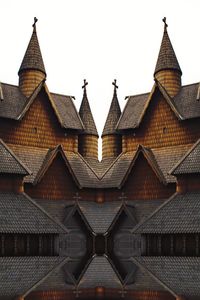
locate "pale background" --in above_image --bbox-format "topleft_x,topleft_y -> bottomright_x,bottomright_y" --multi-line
0,0 -> 199,158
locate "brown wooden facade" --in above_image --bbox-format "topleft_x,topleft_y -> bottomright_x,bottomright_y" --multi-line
122,90 -> 199,152
0,89 -> 78,152
122,153 -> 176,200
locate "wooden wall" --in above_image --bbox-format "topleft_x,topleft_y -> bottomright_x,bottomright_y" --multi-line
176,174 -> 200,193
123,90 -> 199,152
122,153 -> 176,200
102,135 -> 122,159
0,174 -> 24,193
78,134 -> 98,159
25,153 -> 77,200
26,289 -> 174,300
0,89 -> 78,151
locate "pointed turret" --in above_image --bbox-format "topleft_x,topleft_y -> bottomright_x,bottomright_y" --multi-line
154,18 -> 182,97
18,18 -> 46,97
102,80 -> 122,160
78,80 -> 99,159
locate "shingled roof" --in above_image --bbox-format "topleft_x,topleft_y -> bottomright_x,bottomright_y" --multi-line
154,21 -> 182,75
133,192 -> 200,234
117,81 -> 200,131
79,83 -> 98,136
0,256 -> 64,299
18,21 -> 46,75
102,82 -> 121,136
78,256 -> 122,288
170,139 -> 200,175
0,139 -> 30,175
0,82 -> 84,130
0,192 -> 66,233
135,256 -> 200,299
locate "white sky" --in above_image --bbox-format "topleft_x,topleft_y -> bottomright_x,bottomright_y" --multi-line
1,0 -> 200,138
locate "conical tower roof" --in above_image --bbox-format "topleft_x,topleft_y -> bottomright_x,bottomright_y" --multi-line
79,80 -> 98,136
154,18 -> 182,76
102,80 -> 121,136
18,18 -> 46,75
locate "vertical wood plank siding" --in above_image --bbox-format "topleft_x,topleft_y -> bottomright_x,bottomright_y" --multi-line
122,153 -> 176,200
0,90 -> 78,151
123,92 -> 199,152
25,154 -> 77,200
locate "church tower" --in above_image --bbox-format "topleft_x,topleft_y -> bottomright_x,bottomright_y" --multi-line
102,80 -> 122,160
18,18 -> 46,97
78,80 -> 99,160
154,18 -> 182,97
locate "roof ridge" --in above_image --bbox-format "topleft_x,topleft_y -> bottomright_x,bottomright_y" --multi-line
22,257 -> 69,298
75,152 -> 100,180
169,138 -> 200,175
22,192 -> 69,233
0,139 -> 31,175
131,257 -> 177,297
131,192 -> 178,233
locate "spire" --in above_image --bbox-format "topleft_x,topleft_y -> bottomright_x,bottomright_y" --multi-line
102,79 -> 121,136
102,80 -> 122,160
18,18 -> 46,75
154,18 -> 182,97
18,18 -> 46,97
79,80 -> 98,136
154,18 -> 182,76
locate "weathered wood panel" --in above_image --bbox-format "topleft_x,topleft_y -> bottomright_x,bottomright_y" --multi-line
102,134 -> 122,159
0,174 -> 24,193
122,153 -> 176,200
176,174 -> 200,193
123,90 -> 199,152
25,153 -> 77,200
78,134 -> 98,159
0,89 -> 78,151
155,69 -> 181,97
19,70 -> 45,97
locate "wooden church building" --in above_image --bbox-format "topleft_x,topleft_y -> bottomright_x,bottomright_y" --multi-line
0,17 -> 200,300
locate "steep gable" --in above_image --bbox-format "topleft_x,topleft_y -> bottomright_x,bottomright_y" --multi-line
25,151 -> 78,200
123,88 -> 199,151
123,152 -> 175,200
0,87 -> 78,151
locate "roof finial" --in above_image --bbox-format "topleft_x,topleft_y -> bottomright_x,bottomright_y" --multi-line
112,79 -> 118,90
162,17 -> 168,31
82,79 -> 88,92
32,17 -> 38,31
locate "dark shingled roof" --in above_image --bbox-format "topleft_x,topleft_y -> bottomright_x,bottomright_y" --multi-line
171,139 -> 200,175
134,192 -> 200,234
0,139 -> 31,175
78,201 -> 122,233
116,91 -> 150,130
0,82 -> 84,131
0,257 -> 64,298
18,25 -> 46,75
85,157 -> 116,178
78,256 -> 122,288
117,82 -> 200,131
135,256 -> 200,298
102,87 -> 121,136
152,143 -> 192,183
0,192 -> 65,233
154,26 -> 182,75
8,144 -> 49,183
79,88 -> 98,136
9,144 -> 100,188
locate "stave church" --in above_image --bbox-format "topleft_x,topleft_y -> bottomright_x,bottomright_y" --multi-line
0,17 -> 200,300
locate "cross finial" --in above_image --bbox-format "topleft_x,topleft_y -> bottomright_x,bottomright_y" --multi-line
162,17 -> 168,31
82,79 -> 88,90
112,79 -> 118,90
118,192 -> 127,202
32,17 -> 38,29
73,192 -> 81,203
